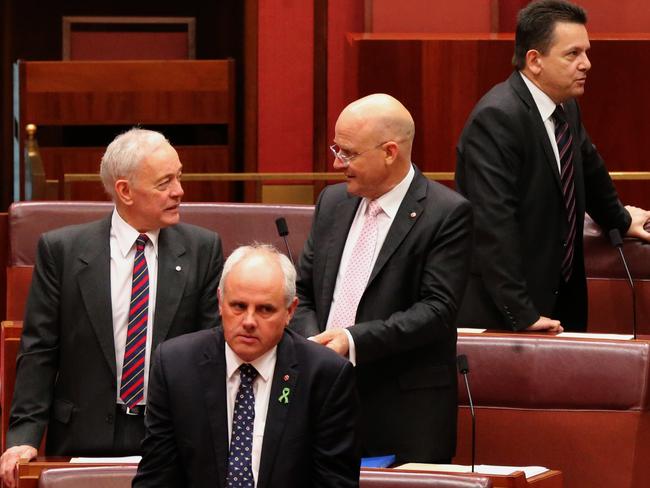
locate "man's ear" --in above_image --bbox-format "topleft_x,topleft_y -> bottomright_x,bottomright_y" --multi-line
383,141 -> 399,166
525,49 -> 543,76
114,179 -> 133,206
286,296 -> 299,324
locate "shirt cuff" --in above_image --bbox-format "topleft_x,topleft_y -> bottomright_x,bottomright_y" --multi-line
343,328 -> 356,366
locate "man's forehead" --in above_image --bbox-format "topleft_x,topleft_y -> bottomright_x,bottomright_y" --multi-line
549,21 -> 590,48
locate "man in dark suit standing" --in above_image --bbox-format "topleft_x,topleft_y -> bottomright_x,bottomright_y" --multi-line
291,94 -> 473,463
133,244 -> 360,488
0,128 -> 223,486
456,0 -> 650,333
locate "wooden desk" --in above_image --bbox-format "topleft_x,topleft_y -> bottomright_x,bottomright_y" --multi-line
389,467 -> 562,488
16,458 -> 138,488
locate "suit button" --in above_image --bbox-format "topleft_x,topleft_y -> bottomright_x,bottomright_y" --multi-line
554,290 -> 559,295
106,414 -> 114,424
562,241 -> 567,247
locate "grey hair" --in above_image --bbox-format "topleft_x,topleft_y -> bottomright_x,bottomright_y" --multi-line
99,128 -> 170,199
219,243 -> 297,307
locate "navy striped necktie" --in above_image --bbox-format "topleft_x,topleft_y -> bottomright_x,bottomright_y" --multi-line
552,105 -> 576,282
120,233 -> 149,408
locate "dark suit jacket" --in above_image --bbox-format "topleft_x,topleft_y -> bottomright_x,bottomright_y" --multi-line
7,215 -> 223,455
132,327 -> 360,488
456,72 -> 631,331
291,168 -> 473,463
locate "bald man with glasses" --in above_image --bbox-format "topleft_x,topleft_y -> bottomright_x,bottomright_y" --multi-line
291,93 -> 473,463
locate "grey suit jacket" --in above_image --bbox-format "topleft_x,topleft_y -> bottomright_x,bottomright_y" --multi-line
7,215 -> 223,455
291,167 -> 473,462
456,72 -> 630,330
132,327 -> 360,488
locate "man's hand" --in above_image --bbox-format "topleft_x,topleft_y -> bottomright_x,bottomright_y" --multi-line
0,445 -> 37,488
625,205 -> 650,242
309,329 -> 350,356
525,316 -> 563,333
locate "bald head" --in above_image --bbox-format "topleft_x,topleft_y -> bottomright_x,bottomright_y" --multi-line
340,94 -> 415,159
333,94 -> 415,199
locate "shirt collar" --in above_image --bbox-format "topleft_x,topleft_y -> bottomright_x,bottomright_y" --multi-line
225,341 -> 277,383
519,71 -> 558,123
368,163 -> 415,218
111,208 -> 160,258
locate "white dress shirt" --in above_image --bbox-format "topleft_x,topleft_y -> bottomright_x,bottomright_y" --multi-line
225,344 -> 277,486
520,71 -> 563,173
326,163 -> 415,364
110,209 -> 160,405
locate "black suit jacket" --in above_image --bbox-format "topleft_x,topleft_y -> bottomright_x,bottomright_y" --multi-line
132,327 -> 360,488
7,215 -> 223,455
291,168 -> 473,462
456,72 -> 630,331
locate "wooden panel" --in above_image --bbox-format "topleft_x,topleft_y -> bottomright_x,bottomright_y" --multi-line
6,268 -> 33,321
1,322 -> 23,452
0,213 -> 6,322
353,34 -> 650,207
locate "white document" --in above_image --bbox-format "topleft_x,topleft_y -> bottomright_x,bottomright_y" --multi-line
70,456 -> 142,464
558,332 -> 633,340
397,463 -> 549,479
457,328 -> 486,334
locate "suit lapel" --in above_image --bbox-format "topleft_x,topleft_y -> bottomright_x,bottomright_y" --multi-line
320,195 -> 360,330
77,217 -> 116,376
152,226 -> 189,348
367,170 -> 425,286
509,72 -> 563,192
198,329 -> 230,487
257,332 -> 298,488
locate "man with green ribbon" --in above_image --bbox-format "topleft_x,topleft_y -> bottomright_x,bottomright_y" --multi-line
134,244 -> 361,488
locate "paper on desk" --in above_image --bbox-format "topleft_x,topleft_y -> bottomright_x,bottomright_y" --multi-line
457,328 -> 486,334
558,332 -> 633,340
70,456 -> 141,464
398,463 -> 548,479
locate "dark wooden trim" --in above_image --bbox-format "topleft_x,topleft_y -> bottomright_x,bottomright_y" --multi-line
243,0 -> 259,202
313,0 -> 329,201
61,16 -> 196,60
1,0 -> 13,209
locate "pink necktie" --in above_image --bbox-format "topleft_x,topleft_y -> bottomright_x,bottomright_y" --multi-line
329,200 -> 382,328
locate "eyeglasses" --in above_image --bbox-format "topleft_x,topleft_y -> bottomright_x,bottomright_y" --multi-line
329,141 -> 389,168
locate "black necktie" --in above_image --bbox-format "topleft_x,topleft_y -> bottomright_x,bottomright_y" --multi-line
552,105 -> 576,282
226,364 -> 258,487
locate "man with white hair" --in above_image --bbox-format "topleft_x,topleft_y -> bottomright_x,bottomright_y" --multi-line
0,128 -> 223,486
133,244 -> 360,488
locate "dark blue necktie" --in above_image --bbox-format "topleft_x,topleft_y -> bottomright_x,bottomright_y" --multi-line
226,364 -> 258,487
552,105 -> 576,282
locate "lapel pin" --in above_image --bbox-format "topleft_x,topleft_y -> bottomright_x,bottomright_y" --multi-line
278,387 -> 290,404
409,212 -> 417,219
283,374 -> 289,381
175,265 -> 182,272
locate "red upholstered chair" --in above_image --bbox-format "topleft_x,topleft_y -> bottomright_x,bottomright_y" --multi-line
38,466 -> 137,488
360,469 -> 492,487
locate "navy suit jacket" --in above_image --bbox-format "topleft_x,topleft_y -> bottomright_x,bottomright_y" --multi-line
7,215 -> 223,454
132,327 -> 360,488
456,72 -> 630,331
291,168 -> 473,462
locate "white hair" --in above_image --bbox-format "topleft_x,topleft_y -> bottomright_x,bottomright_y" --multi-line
219,243 -> 297,306
99,128 -> 169,199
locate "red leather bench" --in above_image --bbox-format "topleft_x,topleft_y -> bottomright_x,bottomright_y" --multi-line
455,332 -> 650,488
6,201 -> 315,320
36,466 -> 493,488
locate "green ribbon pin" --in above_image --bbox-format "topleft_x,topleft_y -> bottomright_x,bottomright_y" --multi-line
278,387 -> 290,404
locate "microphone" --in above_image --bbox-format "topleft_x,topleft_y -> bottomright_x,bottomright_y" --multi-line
275,217 -> 295,265
608,229 -> 637,339
457,354 -> 476,472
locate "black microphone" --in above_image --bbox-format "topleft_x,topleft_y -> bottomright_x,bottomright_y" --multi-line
608,228 -> 637,339
275,217 -> 295,265
457,354 -> 476,472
